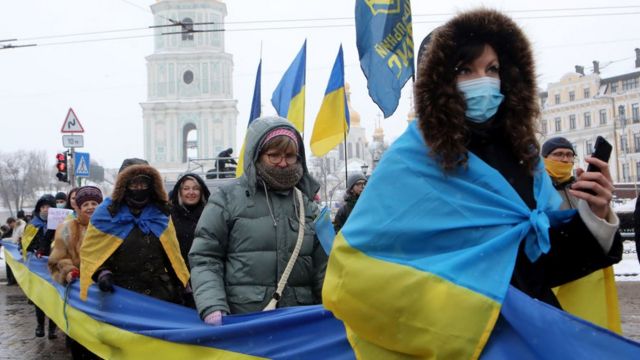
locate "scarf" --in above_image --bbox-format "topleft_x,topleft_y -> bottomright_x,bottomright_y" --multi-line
256,162 -> 303,191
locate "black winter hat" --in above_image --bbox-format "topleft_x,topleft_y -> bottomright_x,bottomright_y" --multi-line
119,158 -> 149,174
55,191 -> 67,201
541,137 -> 574,157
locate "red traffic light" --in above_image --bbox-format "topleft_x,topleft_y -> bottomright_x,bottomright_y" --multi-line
56,153 -> 66,161
56,162 -> 66,171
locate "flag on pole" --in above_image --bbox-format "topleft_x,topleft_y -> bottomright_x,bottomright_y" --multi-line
249,59 -> 262,123
355,0 -> 414,118
236,59 -> 262,177
310,45 -> 349,157
271,40 -> 306,132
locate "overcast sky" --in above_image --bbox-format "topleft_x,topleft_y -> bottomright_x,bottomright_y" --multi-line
2,0 -> 640,168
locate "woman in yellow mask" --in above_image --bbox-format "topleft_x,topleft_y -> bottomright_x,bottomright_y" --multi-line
542,137 -> 580,209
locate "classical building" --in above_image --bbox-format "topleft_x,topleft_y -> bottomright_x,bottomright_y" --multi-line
140,0 -> 238,178
539,48 -> 640,184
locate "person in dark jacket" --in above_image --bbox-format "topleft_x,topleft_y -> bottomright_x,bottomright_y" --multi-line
333,173 -> 366,232
24,194 -> 58,339
170,173 -> 210,308
542,136 -> 621,329
170,173 -> 210,268
412,10 -> 621,308
79,162 -> 189,305
216,148 -> 237,178
190,116 -> 327,325
324,9 -> 622,358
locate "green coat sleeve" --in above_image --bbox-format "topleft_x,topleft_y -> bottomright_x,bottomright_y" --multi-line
189,188 -> 232,318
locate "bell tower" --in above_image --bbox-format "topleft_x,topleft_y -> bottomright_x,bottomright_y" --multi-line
141,0 -> 238,173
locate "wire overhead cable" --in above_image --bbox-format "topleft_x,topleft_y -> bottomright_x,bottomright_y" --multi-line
3,5 -> 640,50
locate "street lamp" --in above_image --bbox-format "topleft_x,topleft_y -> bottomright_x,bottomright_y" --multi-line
361,163 -> 369,177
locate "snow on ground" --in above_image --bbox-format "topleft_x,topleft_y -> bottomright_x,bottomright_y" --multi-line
615,241 -> 640,281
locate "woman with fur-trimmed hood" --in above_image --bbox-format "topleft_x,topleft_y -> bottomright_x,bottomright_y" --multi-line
413,8 -> 621,307
323,9 -> 622,358
79,163 -> 189,304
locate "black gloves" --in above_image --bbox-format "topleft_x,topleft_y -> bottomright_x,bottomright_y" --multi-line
97,270 -> 114,292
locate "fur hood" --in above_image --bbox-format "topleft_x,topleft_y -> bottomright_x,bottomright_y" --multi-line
414,9 -> 539,171
109,164 -> 169,214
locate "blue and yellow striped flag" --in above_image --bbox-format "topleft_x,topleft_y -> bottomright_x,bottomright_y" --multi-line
271,40 -> 306,132
310,45 -> 350,157
237,59 -> 262,178
323,121 -> 576,358
79,198 -> 189,301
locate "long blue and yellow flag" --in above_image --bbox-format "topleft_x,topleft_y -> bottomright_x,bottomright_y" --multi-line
310,45 -> 350,157
271,40 -> 306,132
323,120 -> 579,358
4,239 -> 640,358
237,59 -> 262,178
79,198 -> 189,301
355,0 -> 414,117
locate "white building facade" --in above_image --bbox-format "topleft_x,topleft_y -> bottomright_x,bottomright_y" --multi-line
141,0 -> 237,176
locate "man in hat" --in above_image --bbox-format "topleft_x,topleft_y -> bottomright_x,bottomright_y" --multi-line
334,173 -> 367,232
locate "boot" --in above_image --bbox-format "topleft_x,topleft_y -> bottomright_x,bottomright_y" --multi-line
35,324 -> 45,337
48,320 -> 57,339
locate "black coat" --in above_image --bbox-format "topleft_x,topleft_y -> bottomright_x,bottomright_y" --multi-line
634,197 -> 640,264
467,120 -> 622,308
334,195 -> 358,232
170,173 -> 210,268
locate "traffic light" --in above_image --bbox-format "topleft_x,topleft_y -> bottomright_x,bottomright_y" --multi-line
55,152 -> 69,183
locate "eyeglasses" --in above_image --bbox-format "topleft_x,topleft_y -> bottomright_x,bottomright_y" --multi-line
264,152 -> 299,165
548,151 -> 576,162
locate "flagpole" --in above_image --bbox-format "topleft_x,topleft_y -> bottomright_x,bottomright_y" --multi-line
343,122 -> 348,186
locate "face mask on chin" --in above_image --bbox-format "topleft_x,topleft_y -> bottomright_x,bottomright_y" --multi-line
457,77 -> 505,123
39,211 -> 48,220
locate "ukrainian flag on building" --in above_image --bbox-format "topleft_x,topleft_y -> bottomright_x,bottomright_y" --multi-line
310,45 -> 349,157
271,40 -> 306,132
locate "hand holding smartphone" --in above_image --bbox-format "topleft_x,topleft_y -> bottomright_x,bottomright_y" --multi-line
582,136 -> 612,195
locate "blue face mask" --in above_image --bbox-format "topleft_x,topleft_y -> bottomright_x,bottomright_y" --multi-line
457,77 -> 504,123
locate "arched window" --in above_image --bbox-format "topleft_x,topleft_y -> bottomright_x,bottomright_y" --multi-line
183,123 -> 198,162
348,143 -> 353,158
182,18 -> 194,41
356,142 -> 361,158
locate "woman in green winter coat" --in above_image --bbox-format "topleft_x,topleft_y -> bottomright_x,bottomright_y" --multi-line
189,116 -> 327,325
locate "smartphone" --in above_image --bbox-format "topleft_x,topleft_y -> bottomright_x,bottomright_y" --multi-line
582,136 -> 612,195
586,136 -> 612,173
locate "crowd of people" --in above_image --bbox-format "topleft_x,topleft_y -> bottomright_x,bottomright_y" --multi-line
0,8 -> 635,358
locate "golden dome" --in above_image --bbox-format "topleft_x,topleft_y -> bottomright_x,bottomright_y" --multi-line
345,82 -> 361,128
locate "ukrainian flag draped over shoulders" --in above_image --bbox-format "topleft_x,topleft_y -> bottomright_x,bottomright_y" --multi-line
323,121 -> 574,358
79,198 -> 189,301
271,40 -> 306,132
310,45 -> 349,157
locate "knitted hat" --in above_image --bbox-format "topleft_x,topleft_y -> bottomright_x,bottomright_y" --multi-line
259,127 -> 299,152
347,173 -> 367,191
75,186 -> 103,208
541,137 -> 574,157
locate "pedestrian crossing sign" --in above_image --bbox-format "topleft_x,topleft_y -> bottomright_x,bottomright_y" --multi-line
75,152 -> 90,178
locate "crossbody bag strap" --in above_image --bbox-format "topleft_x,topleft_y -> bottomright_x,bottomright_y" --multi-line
263,187 -> 305,311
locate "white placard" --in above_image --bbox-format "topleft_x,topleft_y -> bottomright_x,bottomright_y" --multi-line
47,208 -> 73,230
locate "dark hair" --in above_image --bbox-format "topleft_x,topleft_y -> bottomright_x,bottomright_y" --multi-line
419,40 -> 539,173
65,187 -> 80,210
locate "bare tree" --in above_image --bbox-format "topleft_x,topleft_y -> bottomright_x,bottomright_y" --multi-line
0,150 -> 50,216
